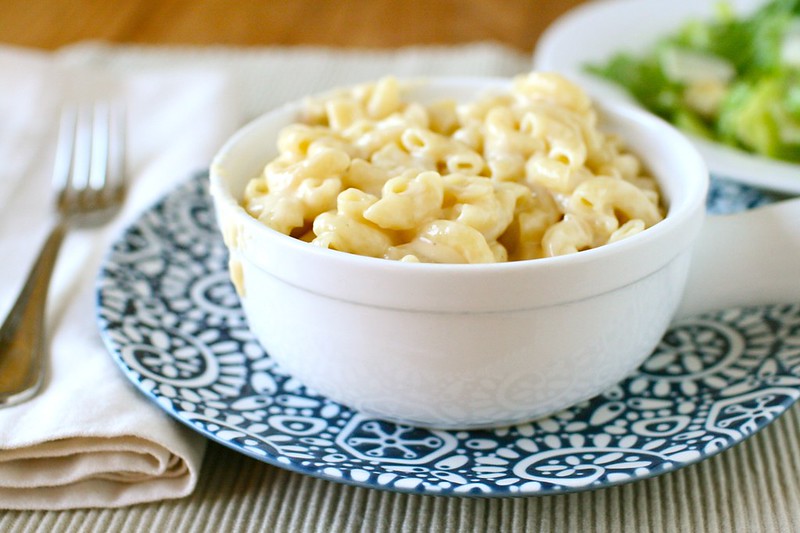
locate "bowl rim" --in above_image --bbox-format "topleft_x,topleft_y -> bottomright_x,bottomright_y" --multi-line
532,0 -> 800,195
209,75 -> 709,310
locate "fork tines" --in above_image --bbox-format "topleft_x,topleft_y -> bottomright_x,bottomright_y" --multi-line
53,101 -> 126,213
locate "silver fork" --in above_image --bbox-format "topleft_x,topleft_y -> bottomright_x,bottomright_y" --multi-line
0,102 -> 126,407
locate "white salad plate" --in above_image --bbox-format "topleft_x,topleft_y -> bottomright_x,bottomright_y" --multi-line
534,0 -> 800,196
96,174 -> 800,496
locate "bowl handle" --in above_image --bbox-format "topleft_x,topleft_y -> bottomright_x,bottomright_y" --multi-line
676,197 -> 800,318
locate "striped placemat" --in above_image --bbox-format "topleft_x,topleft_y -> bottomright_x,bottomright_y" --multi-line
3,404 -> 797,532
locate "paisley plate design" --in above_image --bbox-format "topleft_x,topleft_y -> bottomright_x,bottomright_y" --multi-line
96,174 -> 800,496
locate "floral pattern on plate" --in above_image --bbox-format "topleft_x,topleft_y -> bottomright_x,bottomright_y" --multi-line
96,174 -> 800,496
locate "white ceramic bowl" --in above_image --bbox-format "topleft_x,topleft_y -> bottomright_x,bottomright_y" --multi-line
209,77 -> 708,429
533,0 -> 800,195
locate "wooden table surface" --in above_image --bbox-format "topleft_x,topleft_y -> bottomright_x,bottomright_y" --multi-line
0,0 -> 587,51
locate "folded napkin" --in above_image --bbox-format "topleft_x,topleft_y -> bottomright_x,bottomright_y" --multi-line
0,46 -> 243,509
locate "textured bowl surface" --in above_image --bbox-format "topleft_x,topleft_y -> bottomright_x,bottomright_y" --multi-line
209,77 -> 708,428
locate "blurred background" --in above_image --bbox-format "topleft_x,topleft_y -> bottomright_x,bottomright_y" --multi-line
0,0 -> 587,51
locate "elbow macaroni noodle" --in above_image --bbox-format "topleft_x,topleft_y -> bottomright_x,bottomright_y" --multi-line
242,72 -> 665,264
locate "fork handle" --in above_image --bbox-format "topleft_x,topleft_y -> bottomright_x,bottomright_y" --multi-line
0,223 -> 66,406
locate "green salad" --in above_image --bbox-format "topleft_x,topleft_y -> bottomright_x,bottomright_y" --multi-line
587,0 -> 800,162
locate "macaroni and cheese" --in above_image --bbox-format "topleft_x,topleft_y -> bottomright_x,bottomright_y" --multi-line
242,72 -> 665,264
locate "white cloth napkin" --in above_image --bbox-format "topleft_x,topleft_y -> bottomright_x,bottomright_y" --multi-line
0,45 -> 243,510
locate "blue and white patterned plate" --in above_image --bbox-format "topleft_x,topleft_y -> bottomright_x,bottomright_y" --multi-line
96,174 -> 800,496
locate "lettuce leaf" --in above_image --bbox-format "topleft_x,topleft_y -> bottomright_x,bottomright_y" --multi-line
718,72 -> 800,160
586,0 -> 800,163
